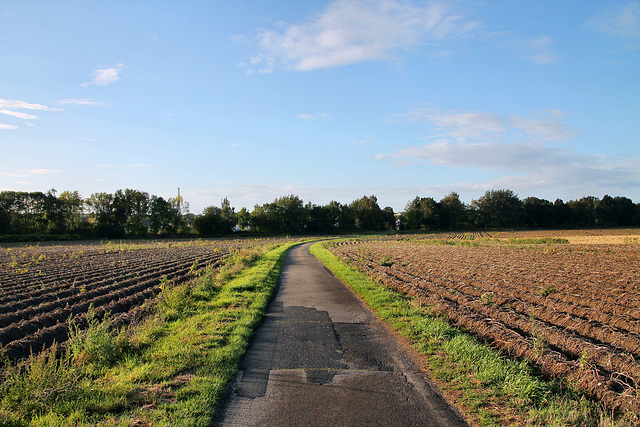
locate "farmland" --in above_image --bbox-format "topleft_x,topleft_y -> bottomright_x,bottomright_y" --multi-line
0,238 -> 288,362
325,229 -> 640,416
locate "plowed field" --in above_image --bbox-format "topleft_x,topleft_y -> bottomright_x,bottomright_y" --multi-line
0,238 -> 288,361
327,231 -> 640,413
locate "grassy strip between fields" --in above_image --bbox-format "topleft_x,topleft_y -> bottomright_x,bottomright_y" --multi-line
310,241 -> 635,427
0,241 -> 300,427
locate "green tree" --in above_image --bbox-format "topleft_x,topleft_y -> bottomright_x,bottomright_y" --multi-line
522,197 -> 554,228
325,201 -> 355,232
613,196 -> 636,226
87,192 -> 122,237
193,198 -> 237,235
567,196 -> 597,227
148,195 -> 181,235
350,195 -> 385,231
552,199 -> 571,228
404,197 -> 439,230
306,202 -> 331,234
473,189 -> 523,228
439,192 -> 466,230
237,207 -> 251,231
595,195 -> 617,227
123,189 -> 150,236
58,190 -> 85,232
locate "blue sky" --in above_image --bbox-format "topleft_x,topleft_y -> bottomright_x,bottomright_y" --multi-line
1,0 -> 639,213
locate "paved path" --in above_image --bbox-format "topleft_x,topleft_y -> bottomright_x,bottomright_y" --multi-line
214,242 -> 468,426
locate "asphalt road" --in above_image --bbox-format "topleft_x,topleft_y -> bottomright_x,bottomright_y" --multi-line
214,242 -> 469,427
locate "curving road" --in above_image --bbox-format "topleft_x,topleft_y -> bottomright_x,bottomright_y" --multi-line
214,242 -> 469,426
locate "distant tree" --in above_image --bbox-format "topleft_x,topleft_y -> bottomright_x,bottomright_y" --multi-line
194,197 -> 237,236
404,197 -> 439,230
439,192 -> 466,230
552,199 -> 571,227
325,200 -> 355,232
613,196 -> 636,226
193,206 -> 222,235
58,190 -> 85,232
595,195 -> 617,227
522,197 -> 554,228
123,189 -> 150,236
237,207 -> 251,230
351,195 -> 385,231
473,189 -> 523,228
0,192 -> 12,234
220,197 -> 237,232
567,196 -> 597,227
249,203 -> 270,233
382,206 -> 396,230
148,195 -> 173,235
87,192 -> 122,237
306,202 -> 332,234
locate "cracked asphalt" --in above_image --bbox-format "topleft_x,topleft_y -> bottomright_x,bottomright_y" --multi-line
214,242 -> 469,426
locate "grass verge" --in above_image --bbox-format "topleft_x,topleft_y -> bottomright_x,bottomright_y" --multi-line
310,241 -> 632,427
0,241 -> 299,426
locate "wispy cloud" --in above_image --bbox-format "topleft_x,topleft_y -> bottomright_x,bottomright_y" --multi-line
0,98 -> 59,129
523,36 -> 556,64
0,172 -> 30,177
81,63 -> 125,86
376,107 -> 638,197
249,0 -> 481,72
0,169 -> 57,177
297,113 -> 329,120
0,109 -> 39,120
28,169 -> 59,174
394,108 -> 574,141
98,163 -> 152,168
498,36 -> 557,65
0,98 -> 59,111
588,1 -> 640,45
56,98 -> 107,106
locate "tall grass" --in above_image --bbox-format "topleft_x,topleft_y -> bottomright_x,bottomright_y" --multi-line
0,241 -> 298,426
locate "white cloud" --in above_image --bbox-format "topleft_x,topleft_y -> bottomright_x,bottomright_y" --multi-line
97,164 -> 152,168
0,172 -> 30,177
56,98 -> 107,106
81,63 -> 124,86
389,140 -> 564,171
378,140 -> 639,196
423,111 -> 505,138
0,98 -> 60,129
297,113 -> 329,120
0,109 -> 38,120
523,36 -> 556,64
0,98 -> 59,111
250,0 -> 480,72
376,107 -> 639,199
509,114 -> 575,140
28,169 -> 59,175
396,108 -> 574,142
588,1 -> 640,40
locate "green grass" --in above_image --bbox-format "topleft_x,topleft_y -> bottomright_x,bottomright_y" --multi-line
504,237 -> 570,245
310,241 -> 633,427
0,241 -> 299,426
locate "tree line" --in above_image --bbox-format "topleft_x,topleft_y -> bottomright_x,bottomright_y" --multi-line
1,188 -> 639,240
0,189 -> 187,240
